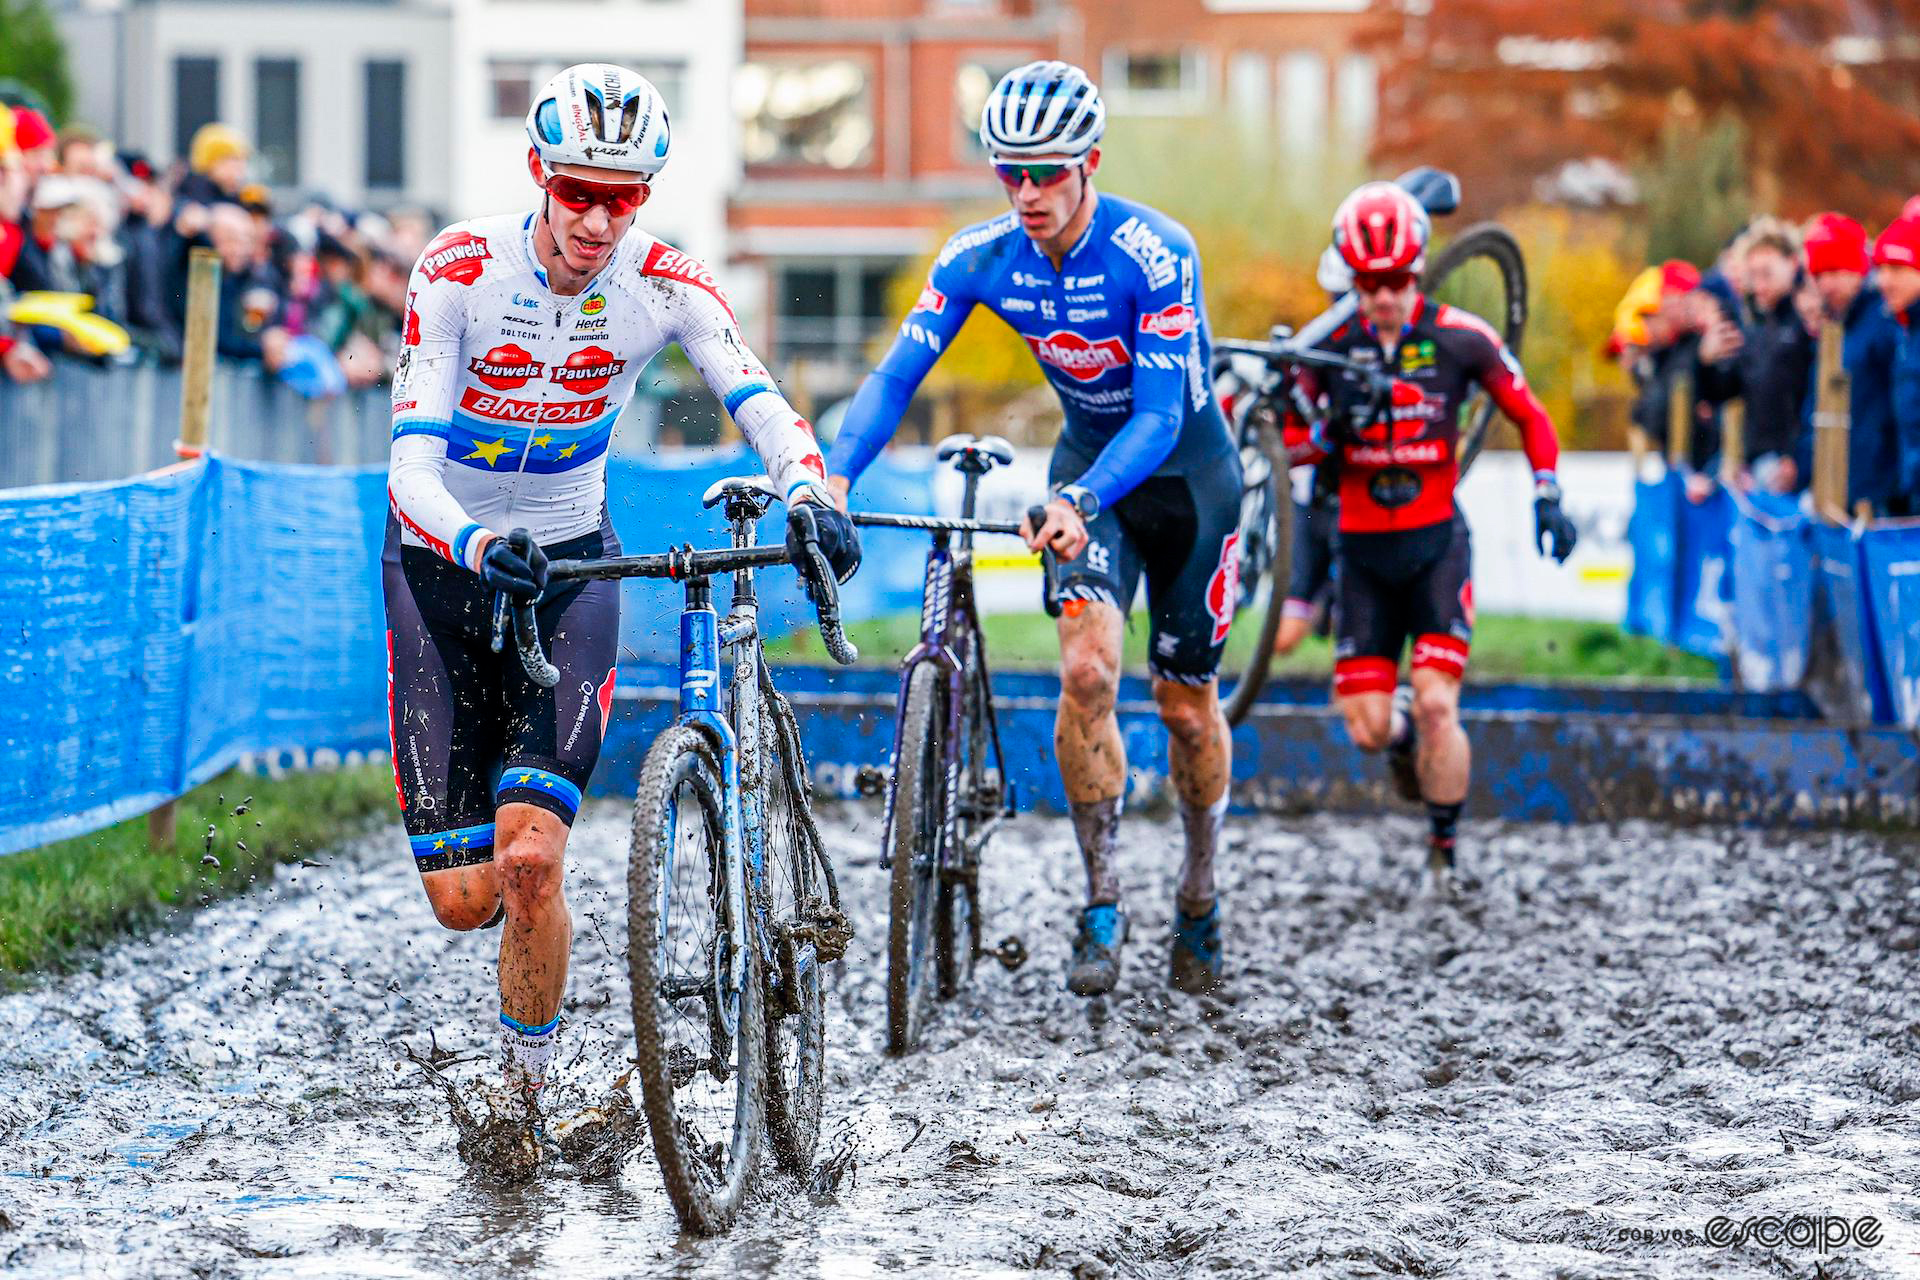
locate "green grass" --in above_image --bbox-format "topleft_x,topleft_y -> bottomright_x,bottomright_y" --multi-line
769,610 -> 1719,683
0,766 -> 395,978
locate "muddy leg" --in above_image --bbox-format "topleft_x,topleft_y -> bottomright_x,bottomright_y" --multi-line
1153,677 -> 1230,915
495,802 -> 572,1091
1057,602 -> 1126,905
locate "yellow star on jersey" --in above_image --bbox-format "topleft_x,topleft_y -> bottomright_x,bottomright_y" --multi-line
433,837 -> 448,850
558,442 -> 579,459
531,433 -> 555,450
465,437 -> 512,466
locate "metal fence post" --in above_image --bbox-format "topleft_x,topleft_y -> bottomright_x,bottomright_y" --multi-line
148,247 -> 222,854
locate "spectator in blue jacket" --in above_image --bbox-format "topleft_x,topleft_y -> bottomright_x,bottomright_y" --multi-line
1803,213 -> 1907,516
1874,214 -> 1920,505
1699,218 -> 1818,495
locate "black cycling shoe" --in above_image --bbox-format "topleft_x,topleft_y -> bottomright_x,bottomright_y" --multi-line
1066,904 -> 1127,997
1386,684 -> 1421,802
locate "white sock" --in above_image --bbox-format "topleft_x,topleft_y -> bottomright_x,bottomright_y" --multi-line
499,1011 -> 560,1092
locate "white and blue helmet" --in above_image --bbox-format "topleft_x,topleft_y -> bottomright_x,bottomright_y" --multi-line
526,63 -> 671,178
979,61 -> 1106,162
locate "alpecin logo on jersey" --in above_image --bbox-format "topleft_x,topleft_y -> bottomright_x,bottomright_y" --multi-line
549,345 -> 627,395
913,284 -> 948,315
460,387 -> 608,423
421,231 -> 490,285
1205,531 -> 1241,645
468,343 -> 543,389
641,242 -> 734,319
1025,330 -> 1130,382
1139,302 -> 1196,341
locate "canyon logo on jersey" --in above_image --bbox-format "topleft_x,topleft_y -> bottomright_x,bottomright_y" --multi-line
468,343 -> 543,389
1026,330 -> 1130,383
422,231 -> 491,286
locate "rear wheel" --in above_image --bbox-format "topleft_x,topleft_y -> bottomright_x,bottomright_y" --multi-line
1423,223 -> 1529,478
628,725 -> 763,1235
885,663 -> 944,1055
1220,410 -> 1294,727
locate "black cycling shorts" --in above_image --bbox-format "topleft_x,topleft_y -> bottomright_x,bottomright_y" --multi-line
1332,513 -> 1472,698
382,515 -> 620,874
1046,439 -> 1245,685
1285,495 -> 1338,621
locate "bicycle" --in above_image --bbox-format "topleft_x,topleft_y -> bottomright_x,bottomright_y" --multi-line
1211,166 -> 1529,725
846,434 -> 1052,1055
497,478 -> 857,1234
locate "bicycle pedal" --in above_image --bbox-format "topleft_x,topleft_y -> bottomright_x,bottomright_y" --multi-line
991,935 -> 1028,972
853,764 -> 887,797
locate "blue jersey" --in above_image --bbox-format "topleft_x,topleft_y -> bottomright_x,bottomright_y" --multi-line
828,193 -> 1234,508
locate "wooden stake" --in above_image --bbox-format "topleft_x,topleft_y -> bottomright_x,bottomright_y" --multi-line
150,247 -> 222,852
1811,321 -> 1850,523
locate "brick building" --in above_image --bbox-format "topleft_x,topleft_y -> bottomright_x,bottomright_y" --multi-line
731,0 -> 1384,391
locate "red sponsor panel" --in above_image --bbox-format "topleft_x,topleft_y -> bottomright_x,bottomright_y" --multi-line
595,667 -> 618,736
459,387 -> 608,423
1025,330 -> 1130,382
1205,531 -> 1241,645
1139,302 -> 1196,341
403,291 -> 420,346
1333,656 -> 1397,698
1459,579 -> 1475,629
799,451 -> 826,478
467,343 -> 542,390
1411,633 -> 1469,679
549,345 -> 626,395
641,241 -> 734,318
393,400 -> 418,413
421,230 -> 490,285
914,283 -> 948,315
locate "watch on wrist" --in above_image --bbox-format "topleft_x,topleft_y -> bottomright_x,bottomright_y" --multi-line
1058,484 -> 1100,520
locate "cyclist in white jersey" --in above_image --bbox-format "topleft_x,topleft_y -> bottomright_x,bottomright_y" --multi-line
383,64 -> 860,1113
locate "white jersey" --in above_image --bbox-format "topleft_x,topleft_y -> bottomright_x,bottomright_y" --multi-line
387,211 -> 826,571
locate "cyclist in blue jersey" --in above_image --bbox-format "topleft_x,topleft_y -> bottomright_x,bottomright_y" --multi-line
828,62 -> 1241,998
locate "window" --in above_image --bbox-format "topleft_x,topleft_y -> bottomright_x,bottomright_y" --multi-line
254,59 -> 300,187
736,61 -> 874,170
1336,53 -> 1378,145
1277,49 -> 1327,154
365,61 -> 406,189
173,57 -> 220,165
1227,51 -> 1270,124
771,258 -> 901,365
1102,49 -> 1210,114
954,57 -> 1029,160
490,59 -> 686,123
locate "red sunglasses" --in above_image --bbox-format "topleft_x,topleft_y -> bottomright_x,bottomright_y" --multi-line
1354,270 -> 1417,294
993,161 -> 1082,190
543,173 -> 650,218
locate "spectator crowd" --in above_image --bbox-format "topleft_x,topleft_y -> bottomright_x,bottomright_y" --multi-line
1612,201 -> 1920,518
1,104 -> 426,395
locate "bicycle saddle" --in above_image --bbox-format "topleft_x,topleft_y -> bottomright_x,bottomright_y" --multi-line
936,433 -> 1016,472
702,473 -> 781,512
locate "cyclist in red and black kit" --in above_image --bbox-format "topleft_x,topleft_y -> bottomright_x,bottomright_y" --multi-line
1285,183 -> 1578,878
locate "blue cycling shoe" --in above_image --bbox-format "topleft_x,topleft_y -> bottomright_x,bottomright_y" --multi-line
1066,904 -> 1128,996
1169,902 -> 1222,995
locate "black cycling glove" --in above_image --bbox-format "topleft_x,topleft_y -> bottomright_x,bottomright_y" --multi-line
481,529 -> 549,603
787,501 -> 861,585
1533,477 -> 1578,564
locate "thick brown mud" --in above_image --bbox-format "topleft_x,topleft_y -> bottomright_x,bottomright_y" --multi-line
3,807 -> 1918,1277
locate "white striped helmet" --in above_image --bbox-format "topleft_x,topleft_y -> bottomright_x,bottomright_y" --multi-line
979,61 -> 1106,161
525,63 -> 671,178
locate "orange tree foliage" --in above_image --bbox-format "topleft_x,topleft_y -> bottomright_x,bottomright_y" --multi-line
1371,0 -> 1920,225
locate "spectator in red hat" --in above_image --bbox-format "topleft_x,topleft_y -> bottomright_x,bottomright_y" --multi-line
11,107 -> 56,185
1875,216 -> 1920,504
1803,213 -> 1906,515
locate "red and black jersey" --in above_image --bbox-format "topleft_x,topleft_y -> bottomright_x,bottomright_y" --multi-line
1284,296 -> 1560,534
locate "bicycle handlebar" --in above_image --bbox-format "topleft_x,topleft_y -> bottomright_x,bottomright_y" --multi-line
846,508 -> 1061,613
491,523 -> 858,689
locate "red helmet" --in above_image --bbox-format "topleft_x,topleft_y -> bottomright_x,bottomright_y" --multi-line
1332,182 -> 1430,274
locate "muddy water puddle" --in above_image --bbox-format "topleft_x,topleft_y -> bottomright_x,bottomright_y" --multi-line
3,807 -> 1918,1277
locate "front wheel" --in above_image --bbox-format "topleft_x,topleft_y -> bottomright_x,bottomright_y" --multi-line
629,724 -> 763,1235
1220,412 -> 1294,727
886,662 -> 944,1055
1423,222 -> 1529,479
759,692 -> 826,1175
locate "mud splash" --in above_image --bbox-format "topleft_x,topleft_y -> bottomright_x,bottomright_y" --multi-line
3,807 -> 1918,1277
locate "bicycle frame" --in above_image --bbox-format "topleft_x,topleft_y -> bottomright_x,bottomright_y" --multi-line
877,464 -> 1013,875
